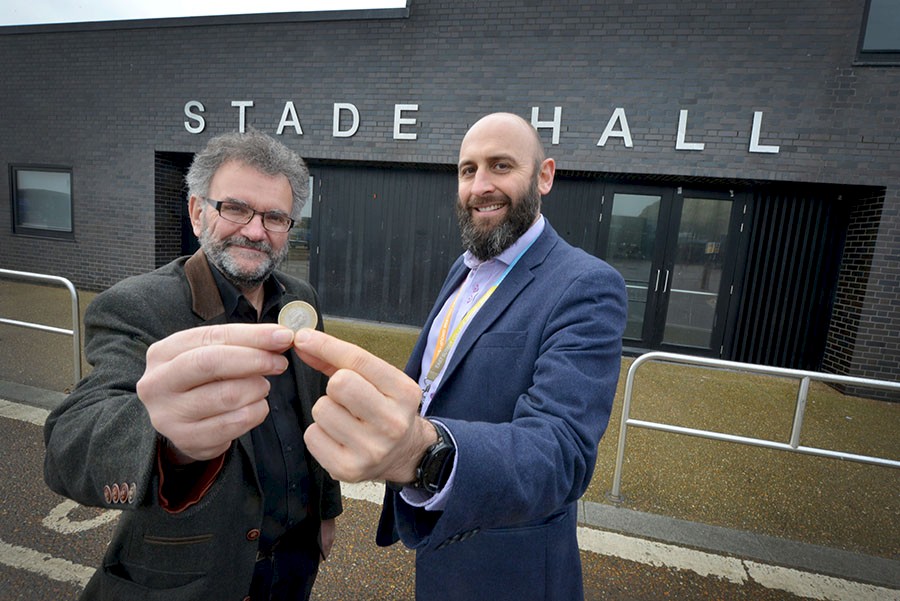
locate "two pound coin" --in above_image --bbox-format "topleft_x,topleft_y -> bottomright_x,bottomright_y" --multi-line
278,300 -> 318,332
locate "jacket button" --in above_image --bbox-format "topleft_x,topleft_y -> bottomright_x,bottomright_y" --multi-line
103,485 -> 112,504
246,529 -> 261,542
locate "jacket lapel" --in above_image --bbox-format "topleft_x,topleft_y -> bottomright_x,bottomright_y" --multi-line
184,250 -> 227,323
433,224 -> 558,395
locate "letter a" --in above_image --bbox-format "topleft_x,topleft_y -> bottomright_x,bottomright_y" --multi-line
597,108 -> 633,148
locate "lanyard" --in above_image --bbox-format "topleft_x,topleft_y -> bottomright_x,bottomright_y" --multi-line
425,237 -> 537,385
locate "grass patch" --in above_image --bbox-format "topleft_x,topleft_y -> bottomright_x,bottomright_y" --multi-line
321,320 -> 900,559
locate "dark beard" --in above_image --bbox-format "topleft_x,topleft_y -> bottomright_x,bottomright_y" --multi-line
456,179 -> 541,261
199,224 -> 288,291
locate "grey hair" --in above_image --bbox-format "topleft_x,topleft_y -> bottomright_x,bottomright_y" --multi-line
185,128 -> 309,219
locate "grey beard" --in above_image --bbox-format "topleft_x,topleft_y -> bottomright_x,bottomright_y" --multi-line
199,227 -> 288,291
457,183 -> 541,261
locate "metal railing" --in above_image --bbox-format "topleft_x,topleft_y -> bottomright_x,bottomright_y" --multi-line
0,269 -> 82,382
609,351 -> 900,502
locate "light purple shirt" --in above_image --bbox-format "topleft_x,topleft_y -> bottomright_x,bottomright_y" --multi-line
402,215 -> 545,510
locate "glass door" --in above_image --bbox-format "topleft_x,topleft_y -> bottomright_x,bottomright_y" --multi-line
661,196 -> 733,348
604,190 -> 666,342
602,186 -> 737,354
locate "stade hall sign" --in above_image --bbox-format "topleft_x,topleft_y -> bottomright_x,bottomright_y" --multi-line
183,101 -> 781,154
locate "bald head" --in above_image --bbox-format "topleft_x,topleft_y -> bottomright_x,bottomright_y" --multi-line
460,112 -> 546,170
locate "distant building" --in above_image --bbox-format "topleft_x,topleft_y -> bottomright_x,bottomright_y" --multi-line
2,0 -> 898,396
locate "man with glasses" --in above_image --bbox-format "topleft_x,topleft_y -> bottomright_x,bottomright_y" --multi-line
44,129 -> 342,601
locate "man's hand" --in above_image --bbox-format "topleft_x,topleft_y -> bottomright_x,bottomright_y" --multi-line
136,323 -> 296,462
293,329 -> 435,484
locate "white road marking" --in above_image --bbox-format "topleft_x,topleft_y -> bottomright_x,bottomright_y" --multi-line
2,400 -> 896,600
576,526 -> 747,583
43,500 -> 120,534
0,538 -> 94,587
744,561 -> 899,601
340,480 -> 385,504
576,527 -> 899,601
0,399 -> 48,426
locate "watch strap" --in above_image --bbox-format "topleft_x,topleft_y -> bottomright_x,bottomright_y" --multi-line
386,420 -> 455,494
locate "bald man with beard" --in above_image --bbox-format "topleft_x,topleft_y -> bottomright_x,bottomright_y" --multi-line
294,113 -> 627,600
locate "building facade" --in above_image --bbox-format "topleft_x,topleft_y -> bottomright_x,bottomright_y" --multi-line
2,1 -> 898,395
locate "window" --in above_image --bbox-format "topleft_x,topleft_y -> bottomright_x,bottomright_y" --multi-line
858,0 -> 900,64
11,166 -> 74,237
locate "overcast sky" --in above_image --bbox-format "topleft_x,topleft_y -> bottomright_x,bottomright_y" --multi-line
1,1 -> 407,27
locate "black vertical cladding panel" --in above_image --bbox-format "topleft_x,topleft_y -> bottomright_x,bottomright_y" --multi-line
762,193 -> 791,364
783,197 -> 815,367
730,188 -> 848,370
773,194 -> 803,366
542,175 -> 606,257
739,192 -> 790,366
311,164 -> 458,326
808,201 -> 850,368
312,167 -> 349,314
735,196 -> 767,364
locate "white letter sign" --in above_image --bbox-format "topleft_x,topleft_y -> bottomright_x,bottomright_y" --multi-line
393,104 -> 419,140
749,111 -> 780,154
277,101 -> 303,135
598,108 -> 633,148
676,109 -> 704,151
531,106 -> 562,145
333,103 -> 360,138
231,100 -> 254,133
184,101 -> 205,134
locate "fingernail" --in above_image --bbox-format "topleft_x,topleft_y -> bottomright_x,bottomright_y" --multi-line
273,329 -> 294,345
293,329 -> 311,345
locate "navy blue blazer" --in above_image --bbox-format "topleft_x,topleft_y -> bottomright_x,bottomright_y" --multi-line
377,222 -> 627,600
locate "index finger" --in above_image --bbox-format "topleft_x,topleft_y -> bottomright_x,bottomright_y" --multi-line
293,329 -> 415,400
147,323 -> 295,364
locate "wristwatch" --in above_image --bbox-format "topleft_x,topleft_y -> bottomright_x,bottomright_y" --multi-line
387,420 -> 456,494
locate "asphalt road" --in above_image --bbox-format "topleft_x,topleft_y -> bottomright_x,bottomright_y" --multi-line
2,401 -> 896,601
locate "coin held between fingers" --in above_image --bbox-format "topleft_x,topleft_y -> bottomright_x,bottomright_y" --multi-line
278,301 -> 318,332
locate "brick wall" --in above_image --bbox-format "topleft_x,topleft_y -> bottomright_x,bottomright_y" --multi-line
823,190 -> 900,399
154,153 -> 191,268
1,0 -> 898,386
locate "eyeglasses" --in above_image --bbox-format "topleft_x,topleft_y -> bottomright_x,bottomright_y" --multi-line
203,197 -> 295,233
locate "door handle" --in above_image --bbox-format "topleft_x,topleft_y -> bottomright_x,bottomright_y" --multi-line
654,269 -> 661,293
663,269 -> 670,294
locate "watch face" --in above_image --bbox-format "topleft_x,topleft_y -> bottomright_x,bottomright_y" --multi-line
416,423 -> 455,493
420,448 -> 453,492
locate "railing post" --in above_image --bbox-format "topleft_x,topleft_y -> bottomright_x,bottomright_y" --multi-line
0,268 -> 82,384
790,376 -> 810,449
608,353 -> 649,503
606,351 -> 900,503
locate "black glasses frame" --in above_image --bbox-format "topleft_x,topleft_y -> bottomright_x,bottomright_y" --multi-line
203,197 -> 295,233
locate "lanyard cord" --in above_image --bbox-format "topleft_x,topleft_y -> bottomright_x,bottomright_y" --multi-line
425,237 -> 537,385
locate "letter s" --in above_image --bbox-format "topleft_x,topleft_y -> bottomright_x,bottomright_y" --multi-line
184,101 -> 205,134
